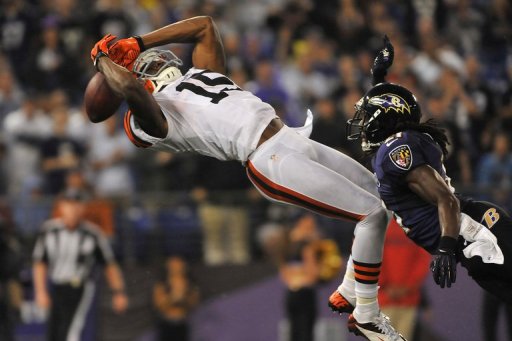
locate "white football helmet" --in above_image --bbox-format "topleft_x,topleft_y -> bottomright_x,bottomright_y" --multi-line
132,48 -> 183,92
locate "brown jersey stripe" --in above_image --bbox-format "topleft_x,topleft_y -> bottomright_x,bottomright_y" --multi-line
354,269 -> 381,277
354,264 -> 382,273
354,277 -> 379,285
354,273 -> 380,281
247,161 -> 364,222
123,110 -> 152,148
247,165 -> 350,220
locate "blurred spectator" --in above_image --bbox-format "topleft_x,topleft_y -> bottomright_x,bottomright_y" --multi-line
41,89 -> 90,144
281,42 -> 332,119
279,214 -> 321,341
63,169 -> 94,197
444,0 -> 484,55
32,189 -> 128,341
481,0 -> 512,59
334,54 -> 363,94
3,95 -> 52,196
425,88 -> 472,185
378,220 -> 431,341
334,0 -> 367,53
152,256 -> 199,341
336,87 -> 365,160
0,139 -> 8,195
434,69 -> 480,161
256,219 -> 287,265
476,132 -> 512,209
221,29 -> 244,73
309,97 -> 349,152
463,55 -> 495,152
192,157 -> 254,265
88,115 -> 135,200
52,170 -> 115,237
28,17 -> 76,94
40,105 -> 84,195
90,0 -> 134,40
302,28 -> 337,78
0,0 -> 39,85
0,68 -> 24,123
46,0 -> 91,102
481,291 -> 512,341
245,58 -> 294,124
132,150 -> 199,192
0,202 -> 23,341
497,56 -> 512,135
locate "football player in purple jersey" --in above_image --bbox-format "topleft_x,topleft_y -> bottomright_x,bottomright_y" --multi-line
341,37 -> 512,305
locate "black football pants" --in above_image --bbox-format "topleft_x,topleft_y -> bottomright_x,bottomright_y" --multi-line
459,200 -> 512,304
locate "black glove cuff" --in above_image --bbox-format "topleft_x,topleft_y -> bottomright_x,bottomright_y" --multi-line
94,51 -> 108,71
438,236 -> 458,253
371,71 -> 387,85
133,35 -> 146,51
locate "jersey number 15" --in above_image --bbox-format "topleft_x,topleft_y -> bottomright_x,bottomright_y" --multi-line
176,71 -> 241,104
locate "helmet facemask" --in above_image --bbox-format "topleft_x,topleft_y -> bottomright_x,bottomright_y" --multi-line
133,49 -> 183,92
346,97 -> 385,152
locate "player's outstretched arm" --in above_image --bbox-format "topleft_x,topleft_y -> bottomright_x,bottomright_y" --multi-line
406,164 -> 460,289
371,35 -> 394,85
111,16 -> 226,74
406,165 -> 460,239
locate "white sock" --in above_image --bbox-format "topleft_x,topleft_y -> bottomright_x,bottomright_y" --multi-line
337,257 -> 356,306
353,295 -> 379,323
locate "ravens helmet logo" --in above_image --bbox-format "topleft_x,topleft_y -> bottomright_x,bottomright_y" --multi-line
368,93 -> 411,115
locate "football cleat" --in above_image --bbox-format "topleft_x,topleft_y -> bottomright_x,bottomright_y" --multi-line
328,290 -> 355,314
348,312 -> 407,341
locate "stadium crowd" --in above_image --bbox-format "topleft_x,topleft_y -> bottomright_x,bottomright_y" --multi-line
0,0 -> 512,340
0,0 -> 511,201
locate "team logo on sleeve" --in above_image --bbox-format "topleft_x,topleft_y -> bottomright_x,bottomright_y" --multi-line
389,145 -> 412,170
368,93 -> 411,114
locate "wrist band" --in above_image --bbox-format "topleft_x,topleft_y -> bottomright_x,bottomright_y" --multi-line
439,236 -> 458,252
94,51 -> 108,70
133,35 -> 146,51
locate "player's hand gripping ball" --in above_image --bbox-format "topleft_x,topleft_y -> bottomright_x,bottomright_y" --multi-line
84,72 -> 123,123
90,34 -> 117,69
108,37 -> 146,71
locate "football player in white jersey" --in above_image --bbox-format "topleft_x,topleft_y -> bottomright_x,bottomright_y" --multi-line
90,16 -> 405,341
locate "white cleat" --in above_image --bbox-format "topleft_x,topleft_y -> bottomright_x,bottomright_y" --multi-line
347,312 -> 407,341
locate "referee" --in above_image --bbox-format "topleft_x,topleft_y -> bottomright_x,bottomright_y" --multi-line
32,189 -> 128,341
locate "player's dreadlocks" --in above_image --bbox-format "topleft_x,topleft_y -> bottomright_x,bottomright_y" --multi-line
392,119 -> 450,157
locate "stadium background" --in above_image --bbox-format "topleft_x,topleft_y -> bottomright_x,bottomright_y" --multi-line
0,0 -> 511,340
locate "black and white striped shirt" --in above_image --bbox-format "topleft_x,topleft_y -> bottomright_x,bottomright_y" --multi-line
33,218 -> 115,285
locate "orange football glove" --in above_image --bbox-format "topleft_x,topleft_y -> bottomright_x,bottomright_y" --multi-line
91,34 -> 117,69
109,36 -> 145,71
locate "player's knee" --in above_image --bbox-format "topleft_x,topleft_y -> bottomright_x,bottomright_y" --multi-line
362,205 -> 388,228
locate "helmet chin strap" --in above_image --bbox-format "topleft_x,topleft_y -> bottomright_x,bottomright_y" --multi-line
151,66 -> 182,92
361,138 -> 382,152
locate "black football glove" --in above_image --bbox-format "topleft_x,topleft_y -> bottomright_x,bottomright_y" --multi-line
430,236 -> 458,288
371,35 -> 394,85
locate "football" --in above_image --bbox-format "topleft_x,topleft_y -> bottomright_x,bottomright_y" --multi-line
84,72 -> 123,123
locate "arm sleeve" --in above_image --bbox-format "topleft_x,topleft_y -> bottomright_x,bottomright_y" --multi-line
380,135 -> 427,177
94,230 -> 115,265
32,232 -> 48,263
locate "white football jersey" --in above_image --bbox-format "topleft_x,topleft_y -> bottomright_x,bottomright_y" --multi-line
126,67 -> 278,162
